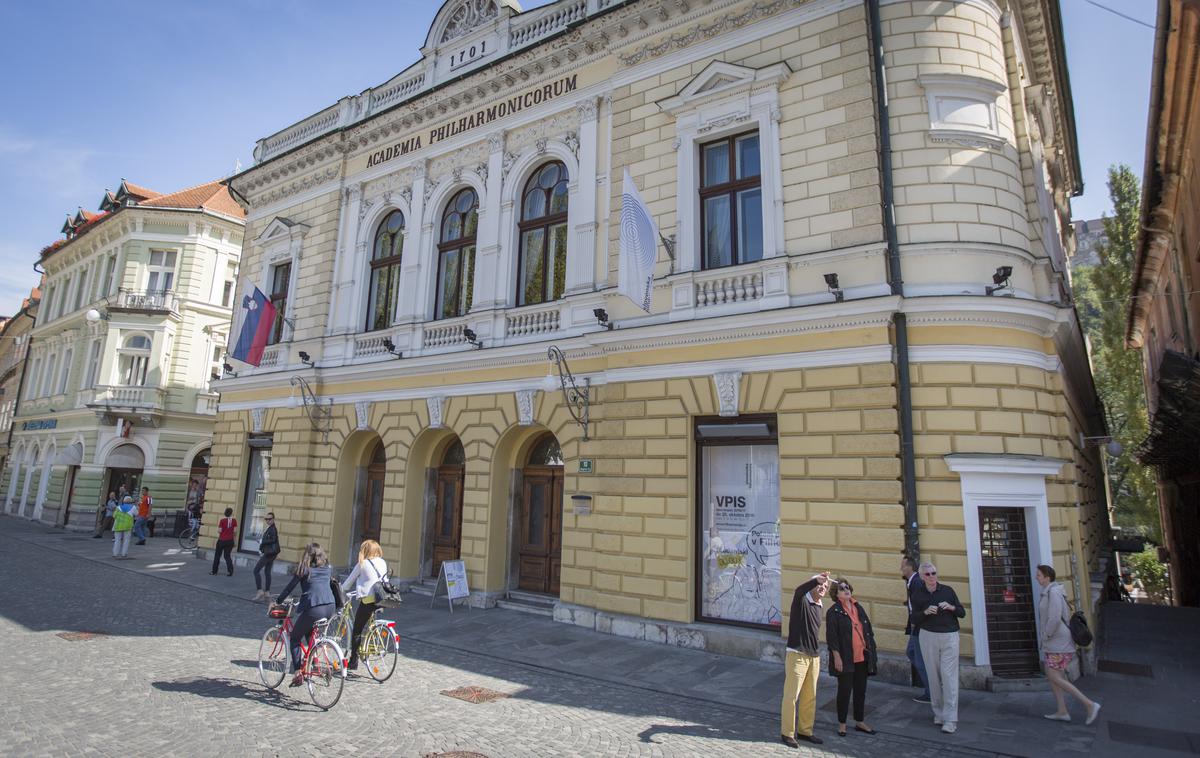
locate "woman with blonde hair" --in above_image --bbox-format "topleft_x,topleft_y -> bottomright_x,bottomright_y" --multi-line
341,539 -> 389,672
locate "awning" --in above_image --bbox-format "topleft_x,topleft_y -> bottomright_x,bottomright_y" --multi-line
55,442 -> 84,466
105,444 -> 145,470
1135,350 -> 1200,478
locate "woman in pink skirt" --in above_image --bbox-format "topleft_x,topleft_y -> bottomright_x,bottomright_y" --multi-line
1036,564 -> 1101,725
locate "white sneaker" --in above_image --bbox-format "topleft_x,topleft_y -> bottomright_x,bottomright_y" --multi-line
941,722 -> 957,734
1044,713 -> 1071,722
1086,702 -> 1101,726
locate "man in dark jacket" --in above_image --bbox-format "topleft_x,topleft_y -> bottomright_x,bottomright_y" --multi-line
780,571 -> 830,747
909,561 -> 967,734
902,555 -> 931,703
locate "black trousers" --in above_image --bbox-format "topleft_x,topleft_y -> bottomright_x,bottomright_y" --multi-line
291,602 -> 336,672
212,540 -> 235,574
348,599 -> 377,667
836,664 -> 869,724
254,554 -> 277,591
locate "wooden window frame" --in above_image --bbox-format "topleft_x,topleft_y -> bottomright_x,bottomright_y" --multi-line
366,210 -> 405,332
435,189 -> 479,320
698,130 -> 762,270
267,262 -> 291,345
516,162 -> 569,307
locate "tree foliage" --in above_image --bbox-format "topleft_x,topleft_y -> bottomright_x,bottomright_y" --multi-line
1126,548 -> 1170,603
1072,165 -> 1161,541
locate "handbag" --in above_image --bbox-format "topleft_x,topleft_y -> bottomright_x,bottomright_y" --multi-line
367,560 -> 403,608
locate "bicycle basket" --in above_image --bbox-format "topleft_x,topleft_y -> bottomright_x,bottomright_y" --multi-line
268,603 -> 290,619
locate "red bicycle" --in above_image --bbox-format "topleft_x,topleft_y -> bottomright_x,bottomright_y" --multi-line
258,601 -> 346,710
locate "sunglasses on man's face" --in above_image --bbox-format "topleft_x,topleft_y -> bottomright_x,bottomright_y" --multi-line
922,571 -> 937,576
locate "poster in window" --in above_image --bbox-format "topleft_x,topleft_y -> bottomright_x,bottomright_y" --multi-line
701,444 -> 781,626
239,446 -> 271,552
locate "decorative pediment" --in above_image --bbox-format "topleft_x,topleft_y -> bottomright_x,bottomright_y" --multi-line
253,216 -> 310,247
425,0 -> 521,49
658,61 -> 792,114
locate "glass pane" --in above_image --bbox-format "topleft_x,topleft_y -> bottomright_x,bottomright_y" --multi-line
456,189 -> 476,213
528,435 -> 563,465
390,228 -> 404,259
519,228 -> 546,306
463,208 -> 478,238
523,188 -> 546,221
737,188 -> 763,263
551,223 -> 567,300
439,479 -> 456,537
549,181 -> 568,215
386,210 -> 404,233
527,482 -> 546,545
700,443 -> 781,626
443,213 -> 462,242
443,440 -> 465,465
367,267 -> 387,331
162,273 -> 174,292
273,264 -> 290,296
240,446 -> 271,552
164,251 -> 177,267
703,195 -> 732,269
149,251 -> 163,266
147,272 -> 161,291
539,163 -> 559,188
374,231 -> 391,261
437,250 -> 460,319
460,245 -> 475,314
703,142 -> 730,186
736,134 -> 760,179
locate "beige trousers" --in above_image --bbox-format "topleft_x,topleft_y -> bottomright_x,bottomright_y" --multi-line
919,629 -> 960,724
780,650 -> 821,737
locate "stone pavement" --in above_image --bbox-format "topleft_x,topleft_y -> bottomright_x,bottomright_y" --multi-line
2,515 -> 1195,757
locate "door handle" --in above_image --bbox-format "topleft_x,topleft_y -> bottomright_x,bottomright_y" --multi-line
745,463 -> 751,487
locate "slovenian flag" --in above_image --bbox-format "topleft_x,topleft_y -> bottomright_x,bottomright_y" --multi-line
619,168 -> 658,313
230,280 -> 277,366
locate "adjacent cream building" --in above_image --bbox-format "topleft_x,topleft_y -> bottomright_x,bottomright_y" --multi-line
3,180 -> 245,528
212,0 -> 1111,685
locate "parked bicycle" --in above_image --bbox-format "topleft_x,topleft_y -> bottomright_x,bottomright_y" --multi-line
258,600 -> 346,709
327,590 -> 401,682
178,517 -> 202,550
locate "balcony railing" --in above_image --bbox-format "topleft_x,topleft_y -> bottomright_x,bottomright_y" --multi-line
195,392 -> 219,415
505,303 -> 563,338
111,288 -> 178,314
89,385 -> 166,410
421,320 -> 470,349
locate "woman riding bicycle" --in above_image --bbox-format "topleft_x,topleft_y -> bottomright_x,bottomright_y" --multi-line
275,543 -> 336,687
341,539 -> 389,672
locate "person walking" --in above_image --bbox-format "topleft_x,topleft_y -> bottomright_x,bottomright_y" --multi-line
111,495 -> 136,559
826,579 -> 878,737
780,570 -> 831,748
253,512 -> 280,601
210,508 -> 237,576
341,539 -> 389,672
901,555 -> 932,703
93,491 -> 118,538
1037,564 -> 1101,725
133,487 -> 153,545
910,562 -> 966,734
275,543 -> 337,687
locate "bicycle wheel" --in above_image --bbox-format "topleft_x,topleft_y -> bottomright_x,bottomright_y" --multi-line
304,639 -> 345,710
327,611 -> 351,654
258,625 -> 288,689
363,623 -> 399,682
178,528 -> 195,550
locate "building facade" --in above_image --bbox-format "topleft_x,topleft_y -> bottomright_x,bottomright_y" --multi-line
0,288 -> 41,475
212,0 -> 1110,683
2,180 -> 245,528
1128,0 -> 1200,607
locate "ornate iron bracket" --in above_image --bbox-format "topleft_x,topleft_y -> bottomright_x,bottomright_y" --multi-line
546,345 -> 590,440
291,375 -> 332,442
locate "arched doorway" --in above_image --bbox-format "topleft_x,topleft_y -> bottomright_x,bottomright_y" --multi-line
187,449 -> 210,518
430,439 -> 465,578
103,443 -> 145,507
354,441 -> 386,546
517,433 -> 564,595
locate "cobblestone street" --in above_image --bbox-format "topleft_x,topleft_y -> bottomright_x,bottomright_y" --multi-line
0,525 -> 1001,758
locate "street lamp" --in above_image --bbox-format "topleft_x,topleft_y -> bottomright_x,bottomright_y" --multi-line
545,345 -> 590,440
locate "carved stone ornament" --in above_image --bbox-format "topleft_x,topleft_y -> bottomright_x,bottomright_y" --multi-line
476,162 -> 489,184
516,389 -> 537,426
355,401 -> 371,430
252,407 -> 265,433
440,0 -> 498,44
535,138 -> 548,155
424,177 -> 440,203
620,0 -> 793,66
712,371 -> 742,417
577,98 -> 598,121
488,132 -> 505,153
427,396 -> 445,429
563,131 -> 579,160
400,187 -> 413,206
358,197 -> 375,222
502,152 -> 519,182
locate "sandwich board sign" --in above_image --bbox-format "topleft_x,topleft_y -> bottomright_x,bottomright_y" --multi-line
431,559 -> 470,612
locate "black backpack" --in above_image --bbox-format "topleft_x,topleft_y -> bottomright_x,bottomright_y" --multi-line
1062,597 -> 1093,647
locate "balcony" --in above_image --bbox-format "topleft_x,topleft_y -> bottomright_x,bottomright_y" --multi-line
195,392 -> 220,415
88,384 -> 166,411
110,288 -> 178,315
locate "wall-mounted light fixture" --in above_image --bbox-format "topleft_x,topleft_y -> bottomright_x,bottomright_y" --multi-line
824,273 -> 844,302
290,375 -> 332,442
544,345 -> 590,440
593,308 -> 613,330
382,338 -> 403,359
84,308 -> 110,323
298,350 -> 315,367
1081,434 -> 1123,457
222,362 -> 238,378
462,328 -> 482,349
986,266 -> 1014,296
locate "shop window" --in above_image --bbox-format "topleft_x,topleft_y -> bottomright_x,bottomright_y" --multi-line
239,435 -> 273,552
699,131 -> 762,269
695,415 -> 781,629
367,210 -> 405,331
517,162 -> 569,306
267,261 -> 291,344
435,188 -> 478,320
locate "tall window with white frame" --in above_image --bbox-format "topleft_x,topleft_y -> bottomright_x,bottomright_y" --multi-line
517,162 -> 569,306
699,131 -> 762,270
118,335 -> 151,386
41,353 -> 58,397
84,340 -> 101,389
367,210 -> 405,331
436,189 -> 478,320
57,349 -> 72,395
267,262 -> 291,345
147,250 -> 177,293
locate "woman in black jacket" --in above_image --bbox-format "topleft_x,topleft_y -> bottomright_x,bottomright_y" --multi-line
825,579 -> 878,737
275,543 -> 337,687
253,512 -> 280,602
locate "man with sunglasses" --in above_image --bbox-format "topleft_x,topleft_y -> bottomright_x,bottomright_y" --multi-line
909,562 -> 966,734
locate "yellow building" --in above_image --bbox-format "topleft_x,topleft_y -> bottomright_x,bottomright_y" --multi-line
212,0 -> 1110,686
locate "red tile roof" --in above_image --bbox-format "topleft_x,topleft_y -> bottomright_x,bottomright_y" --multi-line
120,181 -> 161,200
138,180 -> 245,218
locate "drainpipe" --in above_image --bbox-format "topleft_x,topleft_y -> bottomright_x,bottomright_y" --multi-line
866,0 -> 920,561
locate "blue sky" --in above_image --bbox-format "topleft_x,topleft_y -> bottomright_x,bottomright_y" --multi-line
0,0 -> 1157,317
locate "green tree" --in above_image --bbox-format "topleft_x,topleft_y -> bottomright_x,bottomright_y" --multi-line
1072,165 -> 1161,541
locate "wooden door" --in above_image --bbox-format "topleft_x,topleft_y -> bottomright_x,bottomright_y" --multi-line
979,507 -> 1040,676
361,462 -> 385,543
518,466 -> 564,594
431,465 -> 464,577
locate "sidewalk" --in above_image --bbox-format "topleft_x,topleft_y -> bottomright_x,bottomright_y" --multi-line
6,514 -> 1197,757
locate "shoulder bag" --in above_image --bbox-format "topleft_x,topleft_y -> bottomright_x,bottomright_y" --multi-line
367,560 -> 403,608
1061,594 -> 1093,648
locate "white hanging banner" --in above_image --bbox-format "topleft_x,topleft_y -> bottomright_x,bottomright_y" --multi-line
618,168 -> 658,313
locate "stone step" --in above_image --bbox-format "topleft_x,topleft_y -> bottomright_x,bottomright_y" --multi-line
986,675 -> 1050,692
497,591 -> 556,617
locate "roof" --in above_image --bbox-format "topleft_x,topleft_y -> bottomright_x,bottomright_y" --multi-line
137,180 -> 246,218
120,181 -> 161,201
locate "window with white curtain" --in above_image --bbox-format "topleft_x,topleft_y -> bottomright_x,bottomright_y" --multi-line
41,353 -> 58,396
84,340 -> 101,389
118,334 -> 151,386
57,349 -> 72,395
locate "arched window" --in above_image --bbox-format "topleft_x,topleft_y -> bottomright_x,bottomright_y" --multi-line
527,434 -> 563,466
367,210 -> 405,331
118,334 -> 152,386
435,188 -> 478,320
517,162 -> 569,306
